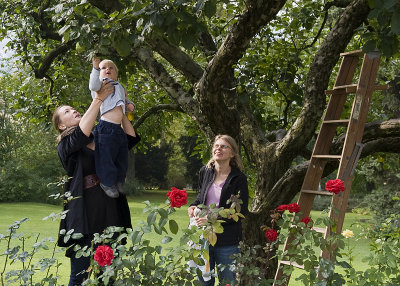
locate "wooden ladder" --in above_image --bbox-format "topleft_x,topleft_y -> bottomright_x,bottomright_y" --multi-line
273,50 -> 386,286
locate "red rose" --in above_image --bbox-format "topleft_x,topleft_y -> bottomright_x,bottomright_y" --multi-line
325,179 -> 345,194
94,245 -> 114,267
287,203 -> 300,213
277,204 -> 288,212
265,229 -> 278,242
167,187 -> 188,208
301,217 -> 312,227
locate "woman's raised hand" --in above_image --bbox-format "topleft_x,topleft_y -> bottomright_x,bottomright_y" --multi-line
94,81 -> 114,102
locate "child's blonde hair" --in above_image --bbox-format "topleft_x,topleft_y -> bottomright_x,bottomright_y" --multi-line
99,59 -> 118,75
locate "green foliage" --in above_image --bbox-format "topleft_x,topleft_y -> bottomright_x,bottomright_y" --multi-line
0,218 -> 63,285
0,189 -> 244,285
265,203 -> 400,285
357,153 -> 400,223
0,71 -> 64,203
237,0 -> 326,130
135,140 -> 171,188
364,0 -> 400,57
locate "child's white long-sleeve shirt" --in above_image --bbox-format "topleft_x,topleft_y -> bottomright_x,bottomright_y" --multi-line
89,67 -> 126,116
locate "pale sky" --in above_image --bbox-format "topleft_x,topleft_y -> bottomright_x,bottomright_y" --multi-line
0,38 -> 16,73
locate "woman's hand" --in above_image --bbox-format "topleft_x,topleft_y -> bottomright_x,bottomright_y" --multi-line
194,216 -> 207,227
80,82 -> 113,136
94,81 -> 114,102
188,206 -> 196,218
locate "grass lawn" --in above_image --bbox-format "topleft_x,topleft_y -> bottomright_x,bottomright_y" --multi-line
0,191 -> 372,285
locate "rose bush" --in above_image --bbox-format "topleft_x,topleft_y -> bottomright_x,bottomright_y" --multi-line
167,187 -> 188,208
301,216 -> 312,227
94,245 -> 114,267
276,203 -> 300,213
325,179 -> 345,194
265,229 -> 278,242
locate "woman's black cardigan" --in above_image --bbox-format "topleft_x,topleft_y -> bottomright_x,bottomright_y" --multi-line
56,126 -> 140,247
190,165 -> 249,247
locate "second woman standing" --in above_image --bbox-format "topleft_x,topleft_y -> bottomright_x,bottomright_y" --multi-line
188,135 -> 249,286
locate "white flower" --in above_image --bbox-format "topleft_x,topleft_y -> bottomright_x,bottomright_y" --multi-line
342,229 -> 354,238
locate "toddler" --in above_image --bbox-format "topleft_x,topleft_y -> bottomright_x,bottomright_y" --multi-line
89,57 -> 135,198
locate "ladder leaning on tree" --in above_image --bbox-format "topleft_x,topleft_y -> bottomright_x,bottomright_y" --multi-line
273,50 -> 387,286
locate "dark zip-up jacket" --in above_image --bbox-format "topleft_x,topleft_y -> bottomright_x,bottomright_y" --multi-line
56,126 -> 140,247
191,165 -> 249,246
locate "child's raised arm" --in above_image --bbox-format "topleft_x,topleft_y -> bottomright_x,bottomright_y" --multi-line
92,57 -> 100,69
89,57 -> 102,92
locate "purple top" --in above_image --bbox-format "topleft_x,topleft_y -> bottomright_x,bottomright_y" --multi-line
206,180 -> 226,207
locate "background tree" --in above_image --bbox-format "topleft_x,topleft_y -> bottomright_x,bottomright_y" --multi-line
1,0 -> 400,279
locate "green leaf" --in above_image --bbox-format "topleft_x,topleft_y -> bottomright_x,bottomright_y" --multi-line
58,25 -> 70,36
213,223 -> 224,233
169,219 -> 179,234
181,30 -> 196,50
161,236 -> 173,244
145,253 -> 155,268
384,0 -> 398,9
203,250 -> 209,263
207,231 -> 217,246
204,0 -> 217,18
114,38 -> 131,57
231,214 -> 239,222
391,9 -> 400,35
147,211 -> 157,225
129,230 -> 143,244
362,39 -> 377,52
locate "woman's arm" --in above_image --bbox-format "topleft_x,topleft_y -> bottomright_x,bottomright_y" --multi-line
79,81 -> 113,136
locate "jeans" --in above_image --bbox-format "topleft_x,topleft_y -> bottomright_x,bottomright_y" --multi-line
199,245 -> 239,286
93,120 -> 128,187
69,253 -> 90,286
68,238 -> 92,286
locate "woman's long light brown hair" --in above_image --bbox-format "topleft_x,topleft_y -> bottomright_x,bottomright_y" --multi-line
52,105 -> 76,142
206,134 -> 243,170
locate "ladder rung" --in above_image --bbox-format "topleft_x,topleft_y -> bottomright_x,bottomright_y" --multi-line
333,83 -> 357,90
280,260 -> 304,269
322,119 -> 350,126
301,189 -> 334,196
325,84 -> 387,94
312,155 -> 341,160
340,50 -> 363,57
312,227 -> 326,234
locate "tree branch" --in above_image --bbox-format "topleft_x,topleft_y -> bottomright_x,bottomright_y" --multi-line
29,0 -> 62,41
325,0 -> 352,10
331,119 -> 400,154
200,0 -> 287,95
135,47 -> 215,139
34,41 -> 76,79
256,118 -> 400,210
87,0 -> 124,14
133,104 -> 183,129
277,0 -> 370,160
302,10 -> 328,50
197,31 -> 218,61
146,36 -> 204,84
